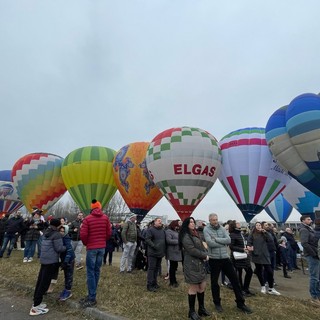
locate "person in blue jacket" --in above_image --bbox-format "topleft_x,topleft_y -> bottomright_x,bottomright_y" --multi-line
58,224 -> 75,301
29,218 -> 66,316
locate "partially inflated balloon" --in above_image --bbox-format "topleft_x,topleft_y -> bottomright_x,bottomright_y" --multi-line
12,153 -> 66,213
266,93 -> 320,196
146,127 -> 222,221
282,177 -> 320,220
264,193 -> 292,224
0,170 -> 23,217
113,142 -> 162,223
62,146 -> 117,214
219,127 -> 290,222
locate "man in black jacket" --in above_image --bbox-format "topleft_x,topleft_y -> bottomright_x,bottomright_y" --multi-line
299,215 -> 320,306
283,227 -> 300,270
145,217 -> 166,292
0,211 -> 25,258
69,212 -> 84,270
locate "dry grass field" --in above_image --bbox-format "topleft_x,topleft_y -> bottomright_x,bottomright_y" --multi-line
0,249 -> 318,320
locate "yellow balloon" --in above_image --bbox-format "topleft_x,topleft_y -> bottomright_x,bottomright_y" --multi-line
62,146 -> 117,214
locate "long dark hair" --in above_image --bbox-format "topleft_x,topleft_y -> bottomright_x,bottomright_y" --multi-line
178,217 -> 196,250
228,220 -> 237,233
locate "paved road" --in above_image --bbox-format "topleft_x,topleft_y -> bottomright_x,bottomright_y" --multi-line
0,286 -> 92,320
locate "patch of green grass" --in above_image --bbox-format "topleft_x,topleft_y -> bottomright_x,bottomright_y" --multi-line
0,250 -> 318,320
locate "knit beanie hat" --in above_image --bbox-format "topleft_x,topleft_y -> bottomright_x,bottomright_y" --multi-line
91,199 -> 102,209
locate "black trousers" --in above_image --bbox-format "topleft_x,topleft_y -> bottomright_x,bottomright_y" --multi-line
33,263 -> 60,306
147,256 -> 162,287
209,258 -> 245,306
169,260 -> 178,284
255,263 -> 274,287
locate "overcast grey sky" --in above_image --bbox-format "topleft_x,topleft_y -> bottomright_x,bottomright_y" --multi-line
1,1 -> 319,222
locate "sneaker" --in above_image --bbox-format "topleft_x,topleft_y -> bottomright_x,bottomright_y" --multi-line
59,289 -> 66,300
28,258 -> 33,262
81,299 -> 97,308
237,304 -> 253,314
59,290 -> 72,301
261,286 -> 266,294
23,257 -> 28,263
32,303 -> 47,309
29,305 -> 49,316
268,288 -> 281,296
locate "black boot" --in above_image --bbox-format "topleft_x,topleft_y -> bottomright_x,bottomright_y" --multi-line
197,292 -> 211,317
188,294 -> 201,320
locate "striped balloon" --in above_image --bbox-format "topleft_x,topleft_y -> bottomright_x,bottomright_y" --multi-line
282,177 -> 320,220
0,170 -> 23,217
266,93 -> 320,197
61,146 -> 117,214
265,193 -> 293,224
12,153 -> 66,213
219,127 -> 291,222
146,127 -> 221,221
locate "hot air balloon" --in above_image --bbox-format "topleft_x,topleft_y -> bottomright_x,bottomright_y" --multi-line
113,142 -> 162,223
12,153 -> 67,214
0,170 -> 23,218
145,127 -> 222,221
264,193 -> 293,225
219,127 -> 291,223
265,93 -> 320,197
61,146 -> 117,214
281,177 -> 320,221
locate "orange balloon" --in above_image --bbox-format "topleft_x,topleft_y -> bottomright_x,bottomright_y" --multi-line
113,142 -> 162,222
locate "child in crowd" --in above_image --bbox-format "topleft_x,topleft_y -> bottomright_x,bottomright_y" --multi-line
279,237 -> 291,279
58,225 -> 75,301
29,218 -> 66,316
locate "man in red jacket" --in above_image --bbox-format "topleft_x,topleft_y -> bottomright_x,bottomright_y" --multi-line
79,199 -> 111,308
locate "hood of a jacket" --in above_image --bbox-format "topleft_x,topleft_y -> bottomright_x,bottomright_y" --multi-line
44,226 -> 56,238
90,208 -> 104,216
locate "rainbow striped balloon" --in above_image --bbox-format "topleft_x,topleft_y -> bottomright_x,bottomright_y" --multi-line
12,153 -> 67,213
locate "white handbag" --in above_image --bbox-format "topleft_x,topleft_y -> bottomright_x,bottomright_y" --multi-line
233,251 -> 247,260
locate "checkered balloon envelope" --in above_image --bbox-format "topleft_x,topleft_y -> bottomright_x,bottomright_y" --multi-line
146,127 -> 222,221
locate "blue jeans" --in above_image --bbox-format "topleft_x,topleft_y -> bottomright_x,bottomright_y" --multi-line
306,256 -> 320,299
0,233 -> 17,257
86,248 -> 104,301
24,240 -> 37,259
37,235 -> 43,258
63,260 -> 75,290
